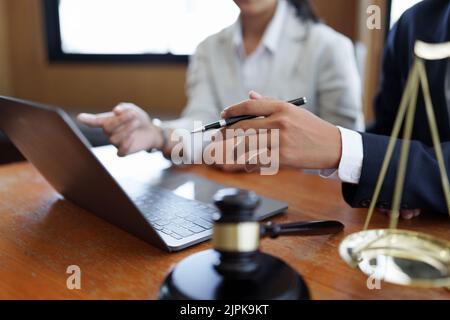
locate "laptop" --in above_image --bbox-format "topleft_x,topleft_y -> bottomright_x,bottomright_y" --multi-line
0,96 -> 287,252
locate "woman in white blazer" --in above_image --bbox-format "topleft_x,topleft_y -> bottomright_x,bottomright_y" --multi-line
78,0 -> 364,160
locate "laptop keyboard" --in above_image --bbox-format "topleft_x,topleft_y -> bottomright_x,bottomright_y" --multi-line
132,187 -> 218,241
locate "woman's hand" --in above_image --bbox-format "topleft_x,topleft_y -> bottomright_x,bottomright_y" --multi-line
77,103 -> 164,156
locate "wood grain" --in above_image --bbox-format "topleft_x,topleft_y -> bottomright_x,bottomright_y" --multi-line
0,160 -> 449,300
0,0 -> 11,96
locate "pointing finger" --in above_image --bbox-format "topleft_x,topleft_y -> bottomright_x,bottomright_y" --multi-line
77,112 -> 114,127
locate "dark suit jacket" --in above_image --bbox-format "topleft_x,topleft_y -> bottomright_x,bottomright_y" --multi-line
343,0 -> 450,215
368,0 -> 450,143
343,133 -> 450,214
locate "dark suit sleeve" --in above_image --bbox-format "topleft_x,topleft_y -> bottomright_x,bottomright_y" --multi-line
342,132 -> 450,215
367,13 -> 412,136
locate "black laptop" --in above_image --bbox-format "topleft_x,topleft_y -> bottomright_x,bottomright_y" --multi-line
0,96 -> 287,251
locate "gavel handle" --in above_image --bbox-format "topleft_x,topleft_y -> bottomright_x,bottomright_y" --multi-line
261,220 -> 344,238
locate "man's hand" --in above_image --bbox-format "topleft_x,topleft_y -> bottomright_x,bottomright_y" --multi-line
222,92 -> 422,219
220,92 -> 342,170
77,103 -> 164,156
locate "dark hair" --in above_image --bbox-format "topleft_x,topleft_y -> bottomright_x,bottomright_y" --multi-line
287,0 -> 319,22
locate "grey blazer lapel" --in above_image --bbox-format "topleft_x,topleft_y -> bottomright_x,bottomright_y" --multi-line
265,14 -> 309,99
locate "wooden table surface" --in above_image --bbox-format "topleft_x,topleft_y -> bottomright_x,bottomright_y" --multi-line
1,153 -> 450,300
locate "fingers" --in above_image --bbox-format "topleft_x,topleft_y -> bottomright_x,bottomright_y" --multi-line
102,110 -> 136,134
113,102 -> 137,115
117,137 -> 133,157
77,103 -> 140,131
209,131 -> 277,173
77,109 -> 134,134
400,209 -> 421,220
221,99 -> 286,120
378,209 -> 421,220
215,147 -> 276,174
400,210 -> 414,220
215,128 -> 279,152
77,103 -> 149,157
77,112 -> 114,127
219,118 -> 280,134
109,119 -> 140,146
244,147 -> 273,173
249,90 -> 264,100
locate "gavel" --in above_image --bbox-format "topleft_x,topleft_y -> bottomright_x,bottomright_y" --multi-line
159,188 -> 344,300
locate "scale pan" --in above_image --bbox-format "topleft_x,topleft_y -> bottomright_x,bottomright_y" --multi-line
339,229 -> 450,287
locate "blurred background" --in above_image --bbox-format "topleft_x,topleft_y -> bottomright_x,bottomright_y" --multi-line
0,0 -> 420,164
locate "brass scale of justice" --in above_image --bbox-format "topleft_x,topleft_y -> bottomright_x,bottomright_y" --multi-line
339,40 -> 450,288
159,41 -> 450,300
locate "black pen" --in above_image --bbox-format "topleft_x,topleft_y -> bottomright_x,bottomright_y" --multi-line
191,97 -> 307,134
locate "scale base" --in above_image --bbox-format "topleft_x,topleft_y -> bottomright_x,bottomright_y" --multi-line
158,249 -> 310,300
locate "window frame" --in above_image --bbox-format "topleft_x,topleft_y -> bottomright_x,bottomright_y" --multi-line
42,0 -> 189,64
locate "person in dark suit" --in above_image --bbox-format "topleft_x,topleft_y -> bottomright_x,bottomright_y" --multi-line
345,0 -> 450,216
369,0 -> 450,145
218,0 -> 450,218
220,96 -> 449,219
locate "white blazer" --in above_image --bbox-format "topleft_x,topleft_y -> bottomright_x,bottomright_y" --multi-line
168,4 -> 364,131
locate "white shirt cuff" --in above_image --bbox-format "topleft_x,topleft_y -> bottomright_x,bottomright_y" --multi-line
319,126 -> 363,184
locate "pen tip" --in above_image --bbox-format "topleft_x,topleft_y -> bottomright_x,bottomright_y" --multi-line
191,128 -> 203,134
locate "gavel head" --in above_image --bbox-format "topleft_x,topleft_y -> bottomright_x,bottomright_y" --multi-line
158,188 -> 311,300
212,188 -> 261,278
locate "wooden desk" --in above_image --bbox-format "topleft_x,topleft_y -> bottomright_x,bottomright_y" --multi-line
1,153 -> 450,300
